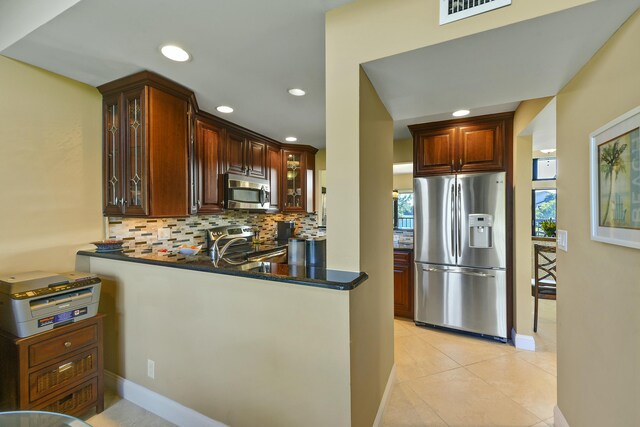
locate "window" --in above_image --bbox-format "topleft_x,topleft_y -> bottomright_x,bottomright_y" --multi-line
532,189 -> 556,236
533,157 -> 557,180
394,191 -> 414,229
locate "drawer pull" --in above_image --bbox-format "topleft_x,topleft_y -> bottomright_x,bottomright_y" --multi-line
58,362 -> 73,373
64,341 -> 72,348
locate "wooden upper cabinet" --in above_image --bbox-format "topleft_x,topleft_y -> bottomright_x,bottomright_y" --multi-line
223,131 -> 267,180
414,127 -> 456,175
457,120 -> 504,173
246,139 -> 267,179
281,146 -> 318,213
225,130 -> 246,176
102,94 -> 123,216
98,72 -> 190,217
194,116 -> 224,214
410,112 -> 513,176
266,144 -> 282,211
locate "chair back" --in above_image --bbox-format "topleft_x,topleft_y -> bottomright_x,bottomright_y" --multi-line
534,244 -> 556,285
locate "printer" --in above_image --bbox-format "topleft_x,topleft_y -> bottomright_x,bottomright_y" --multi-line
0,271 -> 101,338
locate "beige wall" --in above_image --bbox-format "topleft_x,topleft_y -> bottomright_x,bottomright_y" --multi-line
555,9 -> 640,427
393,174 -> 413,192
349,68 -> 394,427
325,2 -> 594,423
81,255 -> 352,427
0,56 -> 103,274
325,0 -> 593,270
513,97 -> 553,334
393,138 -> 412,164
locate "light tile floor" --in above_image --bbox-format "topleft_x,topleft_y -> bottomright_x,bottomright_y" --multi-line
79,301 -> 556,426
382,299 -> 557,427
81,389 -> 176,426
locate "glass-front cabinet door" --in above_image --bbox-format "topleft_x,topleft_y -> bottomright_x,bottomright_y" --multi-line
103,94 -> 123,215
283,150 -> 306,211
123,87 -> 148,215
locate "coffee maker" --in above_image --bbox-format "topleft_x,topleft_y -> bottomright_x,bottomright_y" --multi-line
276,221 -> 296,243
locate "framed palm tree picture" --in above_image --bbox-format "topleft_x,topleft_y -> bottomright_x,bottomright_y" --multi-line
590,106 -> 640,249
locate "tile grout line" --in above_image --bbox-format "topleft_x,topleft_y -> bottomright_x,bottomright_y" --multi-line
460,365 -> 544,425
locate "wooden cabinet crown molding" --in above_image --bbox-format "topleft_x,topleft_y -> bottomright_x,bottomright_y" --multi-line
99,70 -> 320,156
408,111 -> 515,135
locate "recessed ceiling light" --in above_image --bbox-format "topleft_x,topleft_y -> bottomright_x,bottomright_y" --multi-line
288,88 -> 306,96
452,109 -> 470,117
216,106 -> 234,114
160,45 -> 190,62
540,149 -> 557,154
285,136 -> 298,142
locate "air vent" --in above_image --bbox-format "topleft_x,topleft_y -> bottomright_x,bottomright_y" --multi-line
440,0 -> 511,25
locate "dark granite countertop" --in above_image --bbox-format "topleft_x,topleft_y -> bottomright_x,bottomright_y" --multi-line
77,250 -> 368,291
393,242 -> 414,250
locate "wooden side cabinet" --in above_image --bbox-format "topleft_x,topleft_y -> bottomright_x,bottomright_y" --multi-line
410,112 -> 513,176
393,249 -> 414,319
0,314 -> 105,417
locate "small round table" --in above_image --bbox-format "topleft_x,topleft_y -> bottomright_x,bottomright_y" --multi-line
0,410 -> 92,426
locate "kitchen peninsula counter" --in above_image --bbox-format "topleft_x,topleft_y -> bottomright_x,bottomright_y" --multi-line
76,249 -> 361,426
76,250 -> 368,291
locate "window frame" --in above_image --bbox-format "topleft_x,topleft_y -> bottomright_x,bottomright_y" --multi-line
394,190 -> 414,230
532,157 -> 557,181
531,188 -> 557,237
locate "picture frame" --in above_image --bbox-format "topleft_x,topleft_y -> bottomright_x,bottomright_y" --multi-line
590,106 -> 640,249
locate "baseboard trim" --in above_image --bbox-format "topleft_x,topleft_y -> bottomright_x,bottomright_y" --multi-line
512,327 -> 536,351
372,364 -> 396,427
104,370 -> 227,427
554,405 -> 570,427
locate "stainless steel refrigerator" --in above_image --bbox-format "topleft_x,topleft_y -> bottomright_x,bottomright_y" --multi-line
414,171 -> 507,341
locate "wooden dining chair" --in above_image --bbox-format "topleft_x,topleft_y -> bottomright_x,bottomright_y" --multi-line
532,244 -> 556,332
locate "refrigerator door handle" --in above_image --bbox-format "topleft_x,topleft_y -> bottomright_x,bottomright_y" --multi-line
457,182 -> 462,258
422,266 -> 495,278
450,183 -> 455,257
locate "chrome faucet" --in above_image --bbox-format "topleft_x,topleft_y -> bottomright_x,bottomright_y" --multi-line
210,234 -> 247,267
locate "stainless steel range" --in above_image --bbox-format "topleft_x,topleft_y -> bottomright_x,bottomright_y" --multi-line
206,225 -> 287,264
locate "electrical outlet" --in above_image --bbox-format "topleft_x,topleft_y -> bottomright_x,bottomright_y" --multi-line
147,359 -> 155,379
157,228 -> 171,241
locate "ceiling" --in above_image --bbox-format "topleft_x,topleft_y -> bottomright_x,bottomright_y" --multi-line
0,0 -> 352,148
2,1 -> 639,148
364,0 -> 640,139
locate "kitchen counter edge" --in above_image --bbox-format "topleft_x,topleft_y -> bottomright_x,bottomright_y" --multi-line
76,250 -> 368,291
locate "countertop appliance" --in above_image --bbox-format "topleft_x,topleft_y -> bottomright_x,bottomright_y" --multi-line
276,221 -> 296,243
224,173 -> 270,210
414,171 -> 507,341
0,271 -> 101,338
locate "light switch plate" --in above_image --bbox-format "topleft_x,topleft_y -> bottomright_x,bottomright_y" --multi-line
557,229 -> 568,252
157,228 -> 171,240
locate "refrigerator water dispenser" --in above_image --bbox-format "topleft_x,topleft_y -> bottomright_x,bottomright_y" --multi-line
469,214 -> 493,248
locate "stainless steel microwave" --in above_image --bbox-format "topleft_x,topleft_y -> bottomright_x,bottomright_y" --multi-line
224,173 -> 270,210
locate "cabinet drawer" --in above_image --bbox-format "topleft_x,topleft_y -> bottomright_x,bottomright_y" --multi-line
29,348 -> 97,403
29,324 -> 97,368
34,377 -> 97,415
394,251 -> 412,265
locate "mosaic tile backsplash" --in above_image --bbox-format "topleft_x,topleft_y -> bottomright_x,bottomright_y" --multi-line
108,211 -> 326,255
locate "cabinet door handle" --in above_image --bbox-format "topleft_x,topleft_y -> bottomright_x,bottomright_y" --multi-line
64,341 -> 72,348
58,362 -> 73,373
